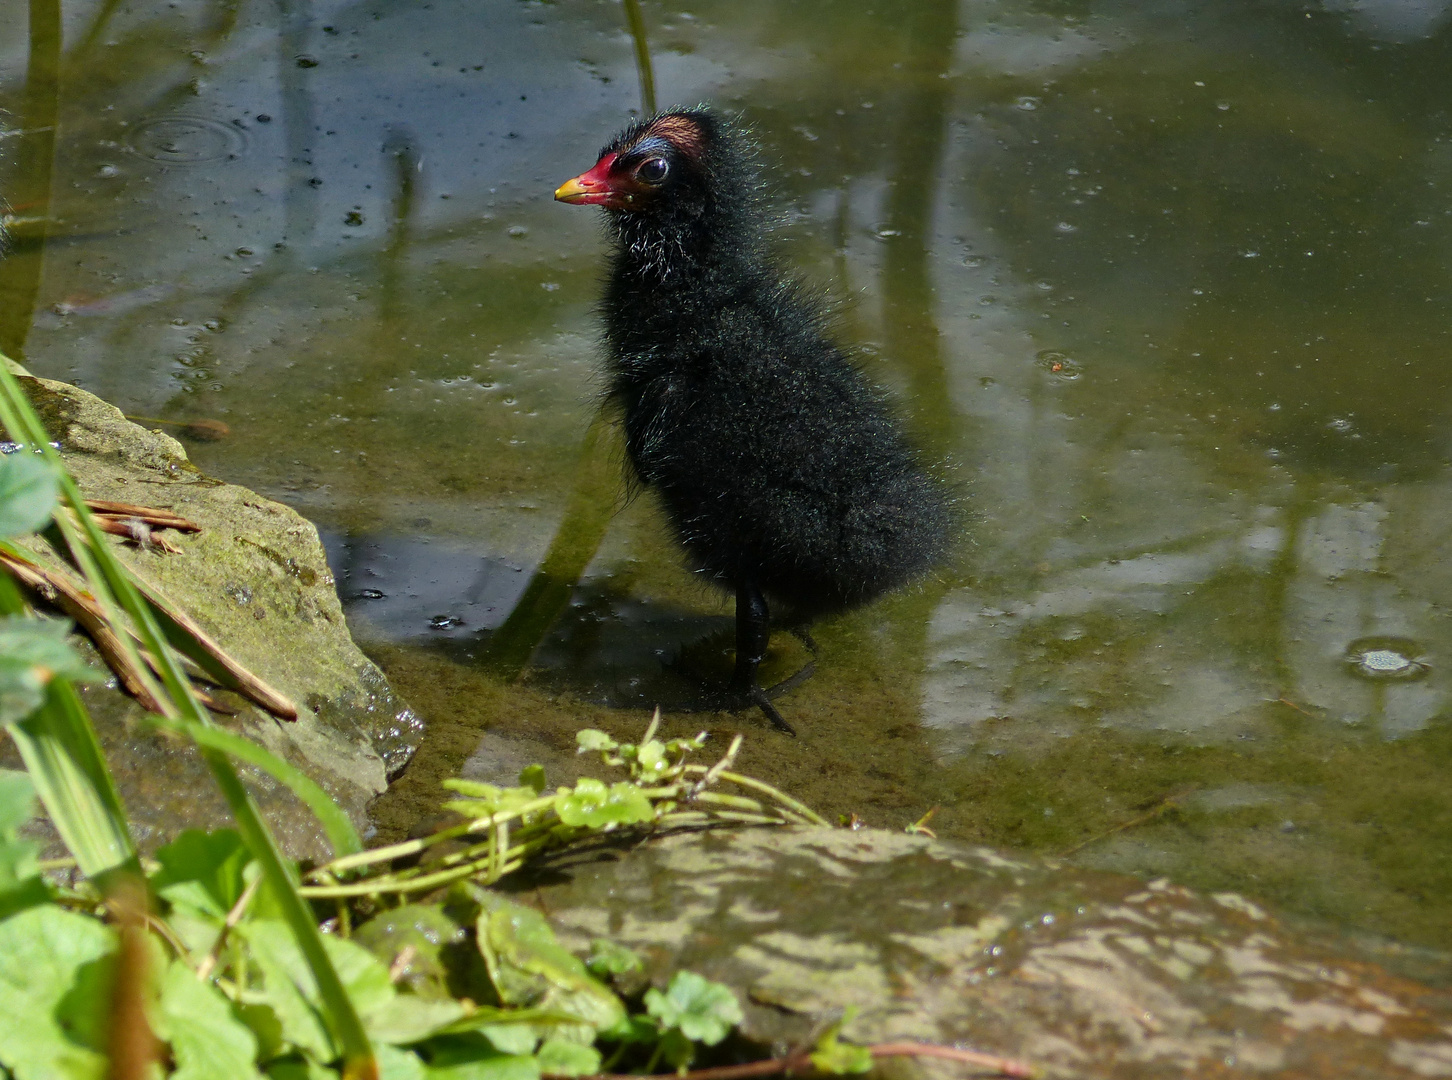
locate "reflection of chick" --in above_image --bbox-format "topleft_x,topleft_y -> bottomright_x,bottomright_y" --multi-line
557,108 -> 952,733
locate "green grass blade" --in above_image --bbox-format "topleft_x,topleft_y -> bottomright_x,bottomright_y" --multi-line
146,715 -> 361,858
199,750 -> 378,1078
0,487 -> 136,878
6,680 -> 135,878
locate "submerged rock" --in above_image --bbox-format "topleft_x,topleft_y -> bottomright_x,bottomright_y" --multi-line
539,827 -> 1452,1079
1,370 -> 421,859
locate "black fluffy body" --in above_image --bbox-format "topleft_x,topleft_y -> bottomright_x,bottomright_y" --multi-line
575,108 -> 952,726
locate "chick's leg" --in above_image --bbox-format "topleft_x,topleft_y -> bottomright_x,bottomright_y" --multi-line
729,577 -> 795,734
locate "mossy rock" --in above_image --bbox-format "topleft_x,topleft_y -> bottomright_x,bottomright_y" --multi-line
1,370 -> 422,859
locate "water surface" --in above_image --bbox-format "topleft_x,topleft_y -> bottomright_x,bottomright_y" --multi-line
4,0 -> 1452,970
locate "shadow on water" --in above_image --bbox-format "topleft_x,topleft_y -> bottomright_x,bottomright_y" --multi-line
9,0 -> 1452,971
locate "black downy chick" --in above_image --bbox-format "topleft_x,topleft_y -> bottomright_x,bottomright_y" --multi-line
556,107 -> 952,733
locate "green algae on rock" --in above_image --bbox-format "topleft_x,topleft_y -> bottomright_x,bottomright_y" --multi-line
0,369 -> 421,859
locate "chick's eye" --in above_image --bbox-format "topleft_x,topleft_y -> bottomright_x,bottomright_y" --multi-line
635,157 -> 669,184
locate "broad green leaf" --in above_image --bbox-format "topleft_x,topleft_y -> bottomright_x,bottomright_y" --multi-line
152,830 -> 254,960
241,929 -> 333,1061
595,1014 -> 656,1046
264,1056 -> 335,1080
424,1048 -> 539,1080
810,1035 -> 874,1074
238,1002 -> 286,1063
644,971 -> 742,1046
535,1038 -> 600,1076
656,1028 -> 695,1069
366,996 -> 468,1046
0,770 -> 45,919
0,455 -> 58,538
243,917 -> 443,1058
474,1022 -> 538,1055
0,904 -> 115,1080
0,769 -> 35,834
441,779 -> 544,822
377,1044 -> 427,1080
354,903 -> 466,1001
632,740 -> 668,780
155,957 -> 263,1080
475,893 -> 624,1036
585,939 -> 642,980
555,779 -> 653,829
52,942 -> 121,1061
517,765 -> 546,795
241,919 -> 395,1061
573,730 -> 616,753
0,842 -> 46,920
153,828 -> 252,915
0,618 -> 100,726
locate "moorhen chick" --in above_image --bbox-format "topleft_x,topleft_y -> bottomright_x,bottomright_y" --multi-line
555,107 -> 952,733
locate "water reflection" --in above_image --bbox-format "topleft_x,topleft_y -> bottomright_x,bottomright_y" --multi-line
4,0 -> 1452,959
0,0 -> 59,359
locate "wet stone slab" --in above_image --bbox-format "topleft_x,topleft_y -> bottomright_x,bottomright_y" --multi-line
538,827 -> 1452,1080
0,371 -> 422,859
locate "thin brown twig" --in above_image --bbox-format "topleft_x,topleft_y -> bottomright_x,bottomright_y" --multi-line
196,876 -> 260,980
1277,696 -> 1318,718
1058,787 -> 1196,858
0,542 -> 296,720
0,546 -> 238,712
104,878 -> 162,1080
91,516 -> 183,554
542,1040 -> 1039,1080
0,546 -> 170,713
125,568 -> 298,721
83,500 -> 202,531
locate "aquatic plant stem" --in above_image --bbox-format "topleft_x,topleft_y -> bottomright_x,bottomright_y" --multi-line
621,0 -> 657,115
696,769 -> 831,826
305,766 -> 823,896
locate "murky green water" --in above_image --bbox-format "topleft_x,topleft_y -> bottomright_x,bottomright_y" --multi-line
4,0 -> 1452,968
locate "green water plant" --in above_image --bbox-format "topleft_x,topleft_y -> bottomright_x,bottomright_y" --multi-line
301,717 -> 829,902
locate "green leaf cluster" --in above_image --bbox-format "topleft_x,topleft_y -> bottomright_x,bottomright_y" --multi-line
0,790 -> 752,1080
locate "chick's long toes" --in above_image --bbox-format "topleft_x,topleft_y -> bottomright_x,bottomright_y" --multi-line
748,685 -> 797,735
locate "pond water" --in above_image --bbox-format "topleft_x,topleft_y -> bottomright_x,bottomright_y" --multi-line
4,0 -> 1452,972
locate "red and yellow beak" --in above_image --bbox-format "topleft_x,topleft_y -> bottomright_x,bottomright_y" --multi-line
555,153 -> 621,207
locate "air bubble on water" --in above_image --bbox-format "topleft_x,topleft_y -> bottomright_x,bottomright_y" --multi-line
1344,637 -> 1429,681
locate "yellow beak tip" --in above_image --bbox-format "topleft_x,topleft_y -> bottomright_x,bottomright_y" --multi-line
555,179 -> 589,203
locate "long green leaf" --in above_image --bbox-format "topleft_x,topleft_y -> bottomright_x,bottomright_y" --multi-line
5,680 -> 134,878
145,714 -> 361,857
0,524 -> 135,878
